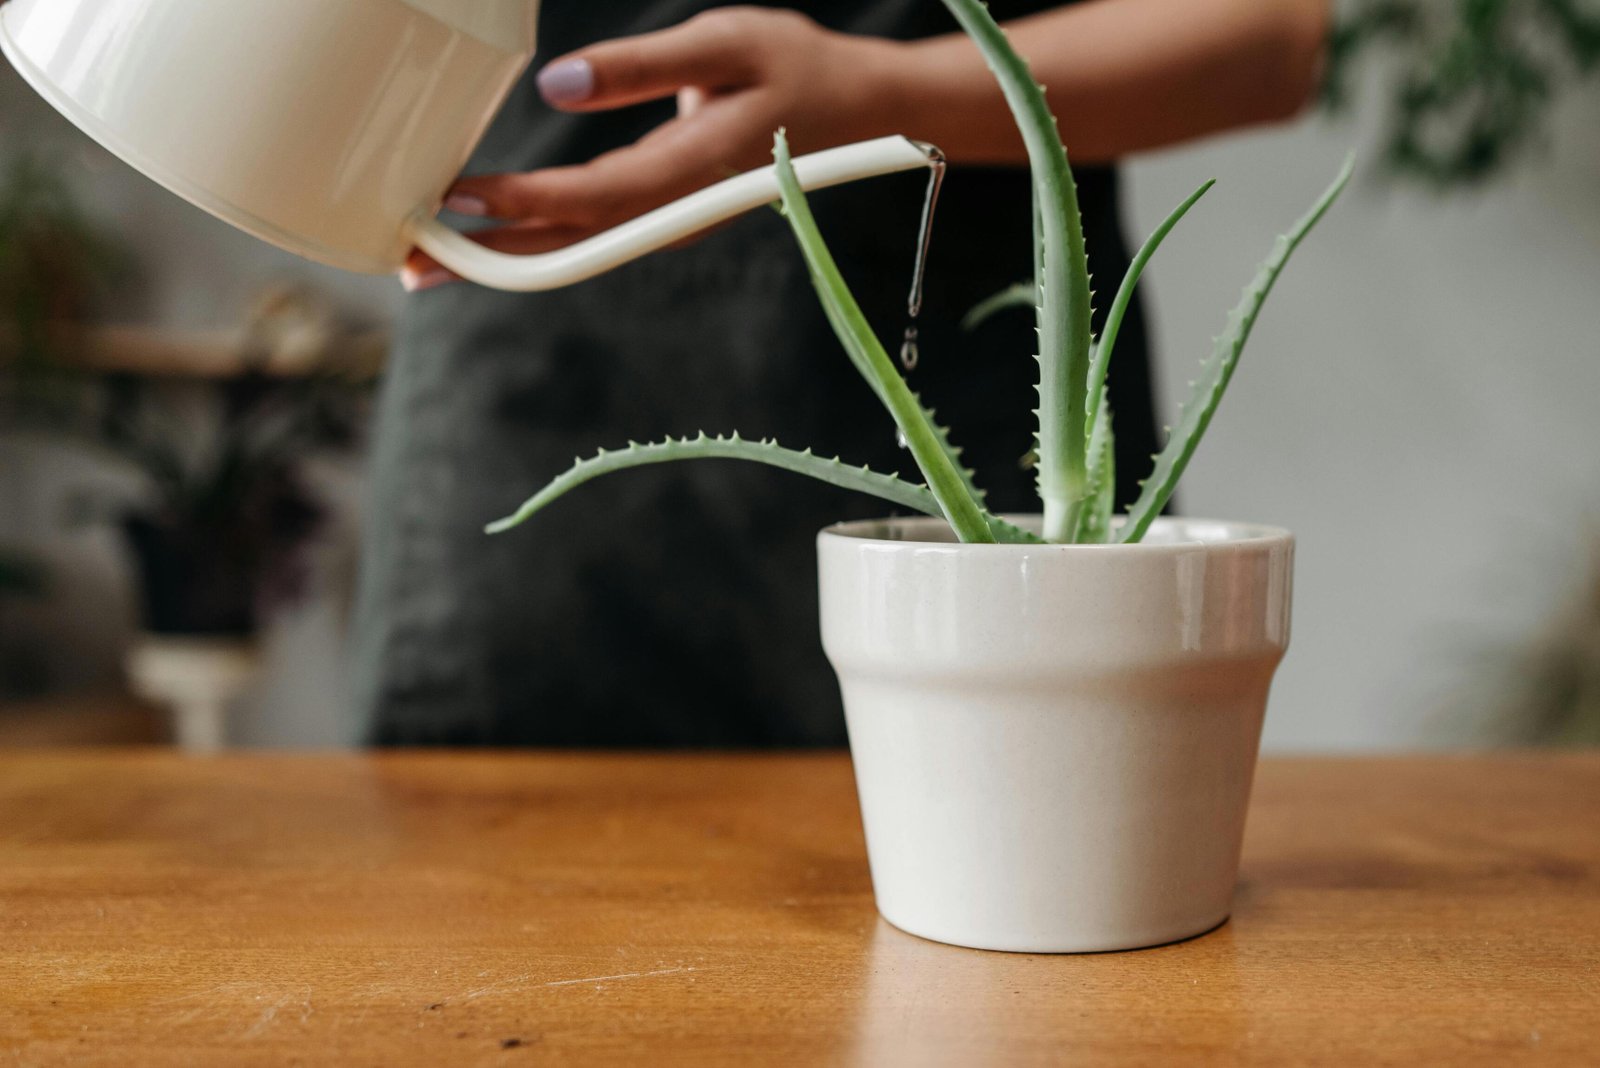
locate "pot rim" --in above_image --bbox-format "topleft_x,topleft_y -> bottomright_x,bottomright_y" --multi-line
819,514 -> 1292,551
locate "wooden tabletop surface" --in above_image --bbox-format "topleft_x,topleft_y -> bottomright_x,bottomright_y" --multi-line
2,751 -> 1597,1066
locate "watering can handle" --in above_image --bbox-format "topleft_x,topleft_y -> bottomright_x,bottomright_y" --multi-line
405,136 -> 936,292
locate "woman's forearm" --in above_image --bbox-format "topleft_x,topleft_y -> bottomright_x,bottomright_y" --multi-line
409,1 -> 1330,285
855,0 -> 1329,164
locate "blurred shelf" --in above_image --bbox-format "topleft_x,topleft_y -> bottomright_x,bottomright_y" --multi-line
0,323 -> 388,379
0,690 -> 169,746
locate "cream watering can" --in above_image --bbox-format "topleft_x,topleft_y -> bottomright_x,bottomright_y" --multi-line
0,0 -> 934,290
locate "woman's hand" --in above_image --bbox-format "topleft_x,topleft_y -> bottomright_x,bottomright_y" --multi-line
402,7 -> 903,290
401,0 -> 1329,291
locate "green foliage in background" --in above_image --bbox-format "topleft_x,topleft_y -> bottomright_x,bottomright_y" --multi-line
1465,533 -> 1600,746
0,154 -> 126,387
0,550 -> 46,597
0,155 -> 365,629
1327,0 -> 1600,186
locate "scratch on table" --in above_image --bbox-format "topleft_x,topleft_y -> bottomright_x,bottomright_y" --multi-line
241,994 -> 294,1039
150,981 -> 257,1007
455,973 -> 535,1001
543,967 -> 695,988
428,964 -> 697,1007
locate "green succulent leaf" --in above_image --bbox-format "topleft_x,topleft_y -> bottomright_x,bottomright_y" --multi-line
1071,393 -> 1116,544
914,391 -> 990,508
1117,154 -> 1355,544
485,5 -> 1354,560
941,0 -> 1094,543
772,130 -> 994,543
1085,178 -> 1215,450
961,282 -> 1034,332
486,435 -> 929,534
808,287 -> 985,508
983,514 -> 1046,544
788,222 -> 986,512
485,434 -> 1039,544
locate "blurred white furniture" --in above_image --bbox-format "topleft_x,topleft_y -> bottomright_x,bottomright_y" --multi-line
124,636 -> 259,751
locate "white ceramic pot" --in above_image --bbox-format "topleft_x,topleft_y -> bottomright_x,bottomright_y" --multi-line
0,0 -> 931,290
818,516 -> 1293,953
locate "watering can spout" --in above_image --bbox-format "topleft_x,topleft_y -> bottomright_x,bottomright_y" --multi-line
407,136 -> 939,292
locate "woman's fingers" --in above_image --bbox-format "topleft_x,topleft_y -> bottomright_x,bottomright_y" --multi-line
400,256 -> 454,292
534,9 -> 770,111
445,95 -> 771,228
402,143 -> 754,294
404,8 -> 827,289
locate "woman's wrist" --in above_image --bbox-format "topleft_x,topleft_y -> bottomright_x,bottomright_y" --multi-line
818,33 -> 929,148
840,32 -> 1023,164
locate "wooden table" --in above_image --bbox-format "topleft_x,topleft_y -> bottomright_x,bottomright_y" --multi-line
2,753 -> 1597,1066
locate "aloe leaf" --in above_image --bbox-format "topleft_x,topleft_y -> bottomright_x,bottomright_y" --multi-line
941,0 -> 1094,543
913,392 -> 989,507
778,152 -> 986,511
1071,393 -> 1116,543
1117,155 -> 1355,544
486,434 -> 931,534
789,226 -> 987,512
984,515 -> 1046,544
772,131 -> 994,543
807,267 -> 988,509
817,289 -> 989,508
1084,178 -> 1215,449
1089,417 -> 1115,542
961,282 -> 1034,332
485,433 -> 1041,544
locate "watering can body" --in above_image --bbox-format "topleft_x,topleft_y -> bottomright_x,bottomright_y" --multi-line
1,0 -> 535,274
0,0 -> 930,290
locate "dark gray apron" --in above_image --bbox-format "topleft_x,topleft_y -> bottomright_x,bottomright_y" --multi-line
353,0 -> 1158,746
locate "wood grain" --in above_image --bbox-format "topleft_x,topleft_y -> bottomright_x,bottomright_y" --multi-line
1,752 -> 1597,1066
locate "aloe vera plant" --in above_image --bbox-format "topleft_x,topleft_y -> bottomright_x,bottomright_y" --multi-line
490,0 -> 1352,545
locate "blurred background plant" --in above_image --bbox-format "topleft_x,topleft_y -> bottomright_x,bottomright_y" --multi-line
0,152 -> 379,650
1326,0 -> 1600,186
1457,529 -> 1600,745
0,152 -> 119,699
93,289 -> 377,635
0,547 -> 48,696
0,152 -> 128,423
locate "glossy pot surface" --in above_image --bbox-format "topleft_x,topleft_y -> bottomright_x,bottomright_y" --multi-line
819,516 -> 1294,952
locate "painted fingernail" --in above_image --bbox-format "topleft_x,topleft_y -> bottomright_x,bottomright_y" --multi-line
537,58 -> 594,105
401,266 -> 452,292
443,192 -> 489,217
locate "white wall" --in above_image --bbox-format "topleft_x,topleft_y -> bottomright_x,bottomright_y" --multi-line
1125,82 -> 1600,750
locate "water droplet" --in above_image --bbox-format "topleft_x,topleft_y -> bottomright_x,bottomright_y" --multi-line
899,325 -> 919,371
906,146 -> 944,322
899,143 -> 945,374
